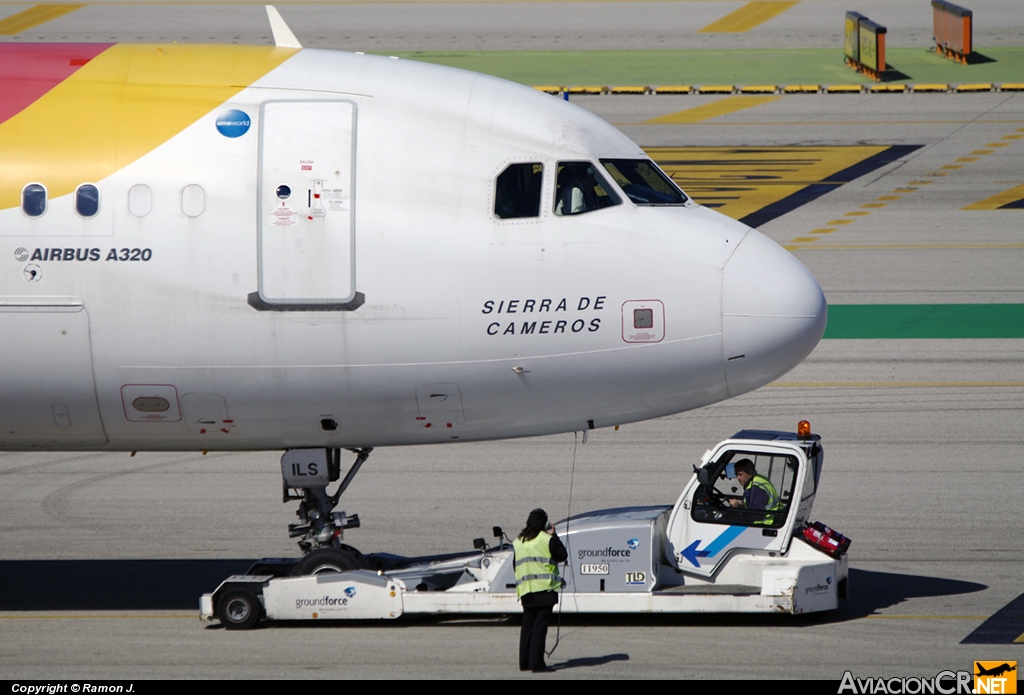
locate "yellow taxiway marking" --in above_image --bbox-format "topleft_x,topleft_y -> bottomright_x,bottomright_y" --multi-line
643,145 -> 888,222
876,195 -> 902,200
699,1 -> 799,33
811,228 -> 835,233
844,211 -> 870,216
0,4 -> 82,34
787,243 -> 1024,250
1015,632 -> 1024,643
955,157 -> 979,163
971,150 -> 995,155
789,237 -> 817,243
940,165 -> 963,170
985,142 -> 1011,147
826,219 -> 852,225
644,96 -> 779,125
1002,134 -> 1024,140
770,382 -> 1024,388
963,183 -> 1024,210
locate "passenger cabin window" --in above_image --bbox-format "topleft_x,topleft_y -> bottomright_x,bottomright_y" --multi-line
128,184 -> 152,217
554,161 -> 620,216
494,163 -> 543,219
600,159 -> 688,206
75,184 -> 100,218
22,183 -> 47,217
181,184 -> 205,218
690,450 -> 798,529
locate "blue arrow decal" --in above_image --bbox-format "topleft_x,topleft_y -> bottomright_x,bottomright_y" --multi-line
680,526 -> 746,568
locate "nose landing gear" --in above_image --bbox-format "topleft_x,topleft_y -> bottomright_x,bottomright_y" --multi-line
281,447 -> 373,573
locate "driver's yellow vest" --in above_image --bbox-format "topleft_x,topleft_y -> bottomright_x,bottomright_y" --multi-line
513,533 -> 561,599
749,474 -> 781,525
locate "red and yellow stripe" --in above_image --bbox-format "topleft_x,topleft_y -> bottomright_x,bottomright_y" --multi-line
0,43 -> 299,211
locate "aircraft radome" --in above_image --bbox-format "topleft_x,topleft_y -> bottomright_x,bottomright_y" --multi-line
0,8 -> 826,559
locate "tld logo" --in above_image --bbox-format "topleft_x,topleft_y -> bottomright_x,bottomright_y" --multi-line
975,662 -> 1017,694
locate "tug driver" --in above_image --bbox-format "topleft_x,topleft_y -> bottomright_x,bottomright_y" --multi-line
728,458 -> 779,513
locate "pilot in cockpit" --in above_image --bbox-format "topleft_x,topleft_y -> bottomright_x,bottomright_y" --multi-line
555,163 -> 600,215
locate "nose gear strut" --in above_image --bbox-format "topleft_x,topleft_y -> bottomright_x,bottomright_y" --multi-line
281,447 -> 372,553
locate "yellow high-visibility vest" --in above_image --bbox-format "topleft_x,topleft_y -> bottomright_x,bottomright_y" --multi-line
513,532 -> 561,599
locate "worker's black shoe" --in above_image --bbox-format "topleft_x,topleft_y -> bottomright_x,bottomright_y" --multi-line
531,665 -> 556,673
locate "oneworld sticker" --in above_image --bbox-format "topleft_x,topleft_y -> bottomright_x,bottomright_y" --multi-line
216,109 -> 251,138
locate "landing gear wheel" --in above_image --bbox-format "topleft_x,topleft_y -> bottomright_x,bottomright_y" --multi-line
290,547 -> 366,576
217,588 -> 263,630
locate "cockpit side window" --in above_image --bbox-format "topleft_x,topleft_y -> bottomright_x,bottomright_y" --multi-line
494,163 -> 543,219
600,159 -> 688,206
554,161 -> 620,216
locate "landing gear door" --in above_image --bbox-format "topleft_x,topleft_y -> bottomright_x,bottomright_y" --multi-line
666,443 -> 805,577
258,100 -> 356,306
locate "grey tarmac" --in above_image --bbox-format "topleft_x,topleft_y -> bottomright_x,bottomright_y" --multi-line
1,0 -> 1023,681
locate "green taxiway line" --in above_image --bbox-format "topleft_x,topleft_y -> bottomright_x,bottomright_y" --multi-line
824,305 -> 1024,339
387,47 -> 1024,86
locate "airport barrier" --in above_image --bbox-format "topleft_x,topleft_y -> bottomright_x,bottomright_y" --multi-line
533,83 -> 1014,96
869,84 -> 906,93
697,85 -> 735,94
653,85 -> 692,94
610,85 -> 651,94
932,0 -> 972,64
568,85 -> 608,95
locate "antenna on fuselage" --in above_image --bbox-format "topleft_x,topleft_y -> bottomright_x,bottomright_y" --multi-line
266,5 -> 302,48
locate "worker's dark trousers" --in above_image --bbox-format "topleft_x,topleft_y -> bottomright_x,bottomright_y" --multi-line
519,591 -> 558,670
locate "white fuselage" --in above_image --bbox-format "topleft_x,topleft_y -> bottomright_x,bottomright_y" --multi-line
0,49 -> 826,451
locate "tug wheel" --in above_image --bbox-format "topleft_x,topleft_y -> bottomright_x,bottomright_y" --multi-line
290,547 -> 366,576
217,588 -> 263,630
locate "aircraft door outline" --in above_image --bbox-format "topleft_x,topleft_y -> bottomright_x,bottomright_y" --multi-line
0,299 -> 108,446
252,99 -> 363,311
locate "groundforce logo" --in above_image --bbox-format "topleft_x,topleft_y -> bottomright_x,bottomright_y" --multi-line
295,595 -> 348,610
578,547 -> 632,561
838,671 -> 972,694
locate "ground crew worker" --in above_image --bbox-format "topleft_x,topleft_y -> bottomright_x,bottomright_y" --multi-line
513,508 -> 568,673
728,459 -> 780,523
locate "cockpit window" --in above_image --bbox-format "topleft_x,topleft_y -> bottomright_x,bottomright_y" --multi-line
600,159 -> 688,206
554,161 -> 620,216
495,163 -> 543,219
